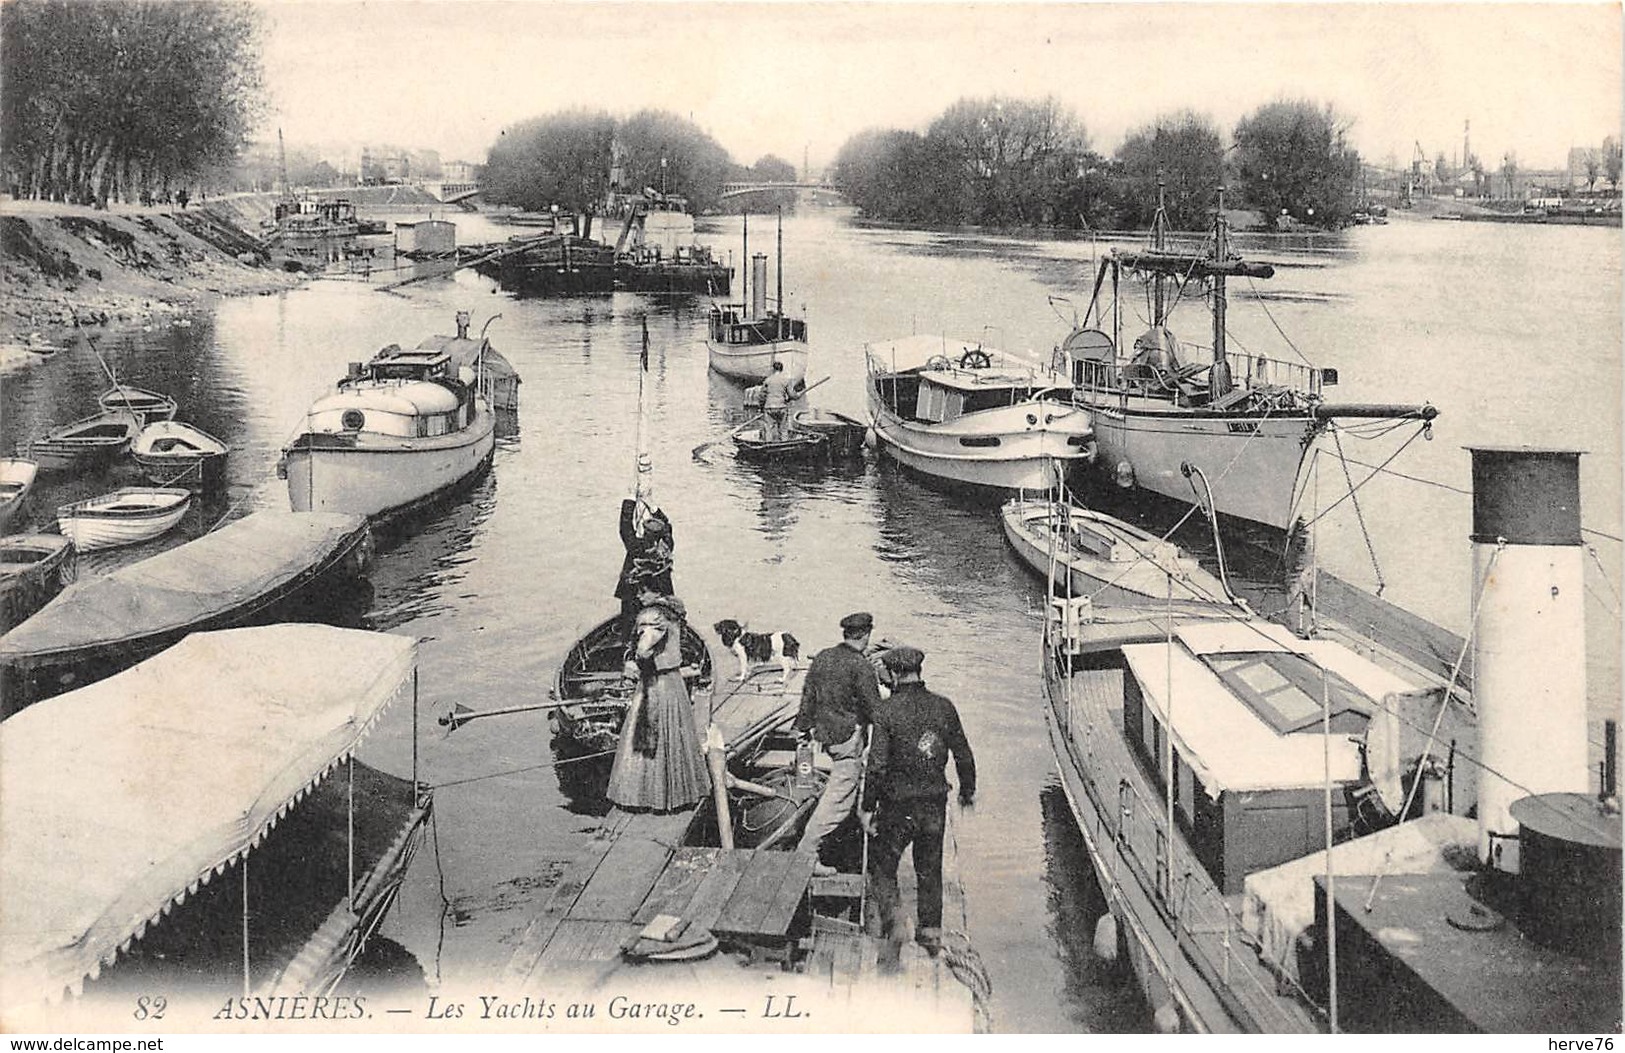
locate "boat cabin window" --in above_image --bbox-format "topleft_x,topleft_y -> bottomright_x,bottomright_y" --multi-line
915,381 -> 965,424
1201,652 -> 1371,735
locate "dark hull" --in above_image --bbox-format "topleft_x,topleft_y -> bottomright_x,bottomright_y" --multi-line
615,262 -> 732,295
550,613 -> 714,753
0,520 -> 373,716
733,431 -> 827,462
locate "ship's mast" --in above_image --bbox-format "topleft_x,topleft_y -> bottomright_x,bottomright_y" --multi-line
1212,186 -> 1228,370
1152,176 -> 1168,326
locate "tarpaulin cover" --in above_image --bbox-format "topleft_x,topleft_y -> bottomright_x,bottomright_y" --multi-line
1241,812 -> 1475,982
0,511 -> 366,665
1121,621 -> 1419,796
0,624 -> 416,1006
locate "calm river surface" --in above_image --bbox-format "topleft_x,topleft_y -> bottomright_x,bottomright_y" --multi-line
2,208 -> 1618,1032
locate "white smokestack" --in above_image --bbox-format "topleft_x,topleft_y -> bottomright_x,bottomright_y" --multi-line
1470,447 -> 1588,871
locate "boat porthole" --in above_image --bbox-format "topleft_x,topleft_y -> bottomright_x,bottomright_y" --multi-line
1045,413 -> 1056,424
1026,413 -> 1038,426
341,409 -> 365,431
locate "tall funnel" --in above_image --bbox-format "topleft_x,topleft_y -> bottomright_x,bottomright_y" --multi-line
750,254 -> 768,319
1470,447 -> 1588,870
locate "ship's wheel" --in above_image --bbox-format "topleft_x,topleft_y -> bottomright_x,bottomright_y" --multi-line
959,348 -> 993,369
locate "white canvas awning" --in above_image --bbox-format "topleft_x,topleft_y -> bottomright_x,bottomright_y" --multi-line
1122,621 -> 1418,797
0,624 -> 417,1006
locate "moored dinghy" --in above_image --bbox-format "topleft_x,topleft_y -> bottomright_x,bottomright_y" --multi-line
731,420 -> 827,462
549,611 -> 714,754
0,460 -> 38,531
96,385 -> 178,426
25,410 -> 140,473
131,421 -> 229,489
55,487 -> 191,552
1000,494 -> 1238,615
0,534 -> 75,635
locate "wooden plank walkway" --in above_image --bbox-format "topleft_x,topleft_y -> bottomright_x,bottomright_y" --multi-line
501,660 -> 977,1029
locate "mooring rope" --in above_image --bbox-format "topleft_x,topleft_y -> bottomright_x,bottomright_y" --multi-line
430,747 -> 617,790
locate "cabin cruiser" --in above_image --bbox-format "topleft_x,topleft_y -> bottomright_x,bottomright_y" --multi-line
280,344 -> 495,519
866,334 -> 1094,491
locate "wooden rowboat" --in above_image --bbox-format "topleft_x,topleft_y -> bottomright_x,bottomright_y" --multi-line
0,460 -> 38,532
26,410 -> 140,473
132,421 -> 229,489
731,422 -> 827,462
0,534 -> 75,635
1001,495 -> 1238,614
97,386 -> 178,426
56,487 -> 191,552
550,612 -> 714,754
792,408 -> 868,457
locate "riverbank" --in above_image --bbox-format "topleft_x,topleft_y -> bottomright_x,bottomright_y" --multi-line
0,198 -> 304,361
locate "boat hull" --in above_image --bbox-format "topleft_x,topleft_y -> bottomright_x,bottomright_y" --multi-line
133,450 -> 228,489
57,490 -> 191,552
1000,501 -> 1232,613
708,342 -> 809,384
0,535 -> 75,635
0,512 -> 373,715
284,408 -> 496,520
1082,397 -> 1319,533
867,398 -> 1095,492
0,460 -> 38,532
550,613 -> 714,754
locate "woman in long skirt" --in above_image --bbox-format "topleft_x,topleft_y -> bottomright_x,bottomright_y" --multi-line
606,594 -> 710,812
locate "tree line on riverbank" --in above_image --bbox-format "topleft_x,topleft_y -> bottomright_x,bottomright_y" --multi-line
483,110 -> 799,216
833,96 -> 1362,231
2,0 -> 264,207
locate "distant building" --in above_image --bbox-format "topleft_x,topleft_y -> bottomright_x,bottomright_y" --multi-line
395,219 -> 456,256
360,148 -> 411,185
1569,146 -> 1604,191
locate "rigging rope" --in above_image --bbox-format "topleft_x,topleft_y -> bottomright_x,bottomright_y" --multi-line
431,747 -> 617,790
1297,424 -> 1430,531
1361,542 -> 1503,910
1244,272 -> 1316,367
1331,433 -> 1385,595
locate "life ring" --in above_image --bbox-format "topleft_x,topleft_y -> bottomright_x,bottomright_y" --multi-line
924,353 -> 953,372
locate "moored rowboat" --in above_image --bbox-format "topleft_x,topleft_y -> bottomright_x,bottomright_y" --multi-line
26,411 -> 140,473
131,421 -> 229,489
0,460 -> 39,531
97,386 -> 178,425
0,535 -> 75,635
550,612 -> 714,754
55,487 -> 191,552
1000,495 -> 1237,615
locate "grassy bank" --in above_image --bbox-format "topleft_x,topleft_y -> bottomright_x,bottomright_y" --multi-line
0,198 -> 303,358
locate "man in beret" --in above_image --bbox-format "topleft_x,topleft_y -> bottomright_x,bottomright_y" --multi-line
794,612 -> 883,874
860,644 -> 975,958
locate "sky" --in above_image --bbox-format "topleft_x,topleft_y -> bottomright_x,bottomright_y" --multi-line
258,1 -> 1623,173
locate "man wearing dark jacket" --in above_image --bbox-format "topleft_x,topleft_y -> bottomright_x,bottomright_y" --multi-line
860,645 -> 975,956
794,612 -> 883,874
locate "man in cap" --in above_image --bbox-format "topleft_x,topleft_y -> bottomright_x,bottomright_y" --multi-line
794,611 -> 883,874
860,644 -> 975,957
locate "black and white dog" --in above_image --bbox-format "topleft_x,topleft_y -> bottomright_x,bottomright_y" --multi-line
712,619 -> 801,686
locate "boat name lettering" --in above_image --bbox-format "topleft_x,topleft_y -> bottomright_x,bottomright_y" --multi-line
211,994 -> 368,1020
1225,420 -> 1260,434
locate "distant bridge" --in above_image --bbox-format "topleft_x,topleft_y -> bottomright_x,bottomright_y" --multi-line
718,180 -> 842,201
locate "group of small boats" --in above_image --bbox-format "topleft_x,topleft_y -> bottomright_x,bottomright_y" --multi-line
0,312 -> 519,1015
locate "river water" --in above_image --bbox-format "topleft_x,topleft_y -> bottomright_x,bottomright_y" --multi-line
1,208 -> 1618,1033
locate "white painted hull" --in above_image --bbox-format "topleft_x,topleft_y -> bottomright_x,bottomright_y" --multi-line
707,342 -> 808,384
284,408 -> 495,519
58,496 -> 191,552
1000,501 -> 1233,612
1083,396 -> 1319,532
867,397 -> 1095,491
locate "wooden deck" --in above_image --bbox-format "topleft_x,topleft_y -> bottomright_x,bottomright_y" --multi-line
502,663 -> 978,1030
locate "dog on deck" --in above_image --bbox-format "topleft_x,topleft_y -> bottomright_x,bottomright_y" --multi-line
712,619 -> 801,687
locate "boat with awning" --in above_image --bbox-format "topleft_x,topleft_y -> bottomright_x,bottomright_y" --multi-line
0,510 -> 372,715
0,624 -> 431,1014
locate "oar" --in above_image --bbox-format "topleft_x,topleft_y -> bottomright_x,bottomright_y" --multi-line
439,698 -> 580,731
692,375 -> 832,458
